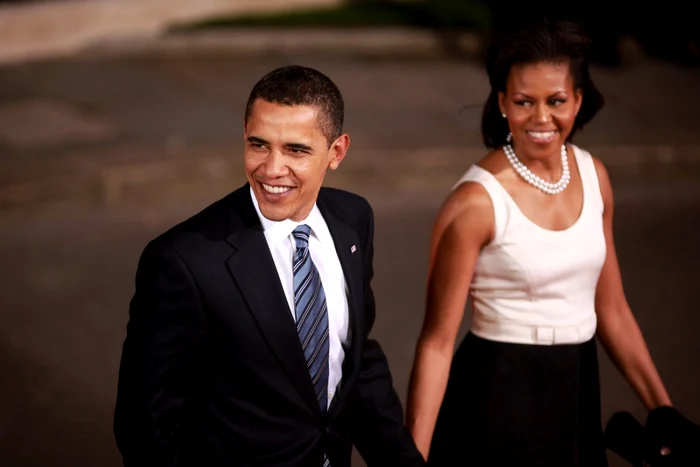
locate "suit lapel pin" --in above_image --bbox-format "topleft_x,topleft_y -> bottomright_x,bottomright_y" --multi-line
350,245 -> 356,254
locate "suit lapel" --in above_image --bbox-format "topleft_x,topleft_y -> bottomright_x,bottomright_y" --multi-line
317,196 -> 364,417
224,187 -> 320,415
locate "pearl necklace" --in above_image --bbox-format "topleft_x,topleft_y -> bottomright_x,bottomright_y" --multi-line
504,143 -> 570,195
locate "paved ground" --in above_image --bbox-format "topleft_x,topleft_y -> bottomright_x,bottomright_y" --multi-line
0,42 -> 699,466
0,0 -> 342,64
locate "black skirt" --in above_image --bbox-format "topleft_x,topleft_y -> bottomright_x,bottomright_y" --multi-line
428,332 -> 608,467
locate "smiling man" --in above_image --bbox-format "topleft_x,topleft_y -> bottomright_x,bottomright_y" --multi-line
114,66 -> 424,467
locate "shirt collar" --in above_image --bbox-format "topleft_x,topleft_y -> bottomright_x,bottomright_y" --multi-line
249,186 -> 332,246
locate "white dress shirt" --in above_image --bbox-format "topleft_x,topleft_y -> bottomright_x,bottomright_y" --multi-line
250,187 -> 350,408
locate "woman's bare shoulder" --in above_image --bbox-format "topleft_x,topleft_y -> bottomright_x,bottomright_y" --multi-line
434,158 -> 498,242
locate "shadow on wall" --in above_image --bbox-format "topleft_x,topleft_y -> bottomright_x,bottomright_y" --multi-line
345,0 -> 699,66
482,0 -> 699,67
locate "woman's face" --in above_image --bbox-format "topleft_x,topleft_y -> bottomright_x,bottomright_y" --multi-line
499,61 -> 582,160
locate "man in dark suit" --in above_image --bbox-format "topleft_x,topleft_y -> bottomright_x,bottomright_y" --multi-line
114,65 -> 424,467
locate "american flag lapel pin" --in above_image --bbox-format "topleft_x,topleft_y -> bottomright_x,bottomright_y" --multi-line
350,245 -> 357,254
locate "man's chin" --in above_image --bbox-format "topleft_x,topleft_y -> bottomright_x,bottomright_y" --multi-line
258,206 -> 291,222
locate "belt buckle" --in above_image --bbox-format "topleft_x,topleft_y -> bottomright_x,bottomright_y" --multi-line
534,327 -> 554,344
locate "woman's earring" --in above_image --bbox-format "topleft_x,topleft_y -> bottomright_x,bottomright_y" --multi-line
506,132 -> 512,143
502,113 -> 507,119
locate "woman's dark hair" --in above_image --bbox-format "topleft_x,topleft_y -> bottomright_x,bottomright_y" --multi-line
481,18 -> 605,148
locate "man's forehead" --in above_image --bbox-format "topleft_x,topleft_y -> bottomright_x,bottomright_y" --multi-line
251,99 -> 319,121
248,101 -> 329,143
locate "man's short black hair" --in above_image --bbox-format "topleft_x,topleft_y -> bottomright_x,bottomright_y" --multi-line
244,65 -> 345,144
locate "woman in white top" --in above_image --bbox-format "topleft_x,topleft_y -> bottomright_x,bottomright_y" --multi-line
406,19 -> 673,466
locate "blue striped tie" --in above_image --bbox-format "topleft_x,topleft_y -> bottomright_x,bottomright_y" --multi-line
292,225 -> 331,466
292,225 -> 329,413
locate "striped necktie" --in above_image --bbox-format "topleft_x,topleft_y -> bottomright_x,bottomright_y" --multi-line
292,225 -> 332,466
292,225 -> 330,413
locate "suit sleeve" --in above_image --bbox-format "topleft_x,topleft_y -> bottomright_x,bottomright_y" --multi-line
351,202 -> 425,466
114,238 -> 206,467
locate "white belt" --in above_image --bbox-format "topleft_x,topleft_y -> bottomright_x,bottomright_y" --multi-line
471,313 -> 597,345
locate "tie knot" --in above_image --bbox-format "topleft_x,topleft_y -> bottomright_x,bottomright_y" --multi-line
292,224 -> 312,249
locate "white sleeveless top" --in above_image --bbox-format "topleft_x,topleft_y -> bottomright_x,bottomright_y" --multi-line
453,145 -> 606,345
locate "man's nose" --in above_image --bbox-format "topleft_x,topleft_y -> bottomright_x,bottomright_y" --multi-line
261,150 -> 287,178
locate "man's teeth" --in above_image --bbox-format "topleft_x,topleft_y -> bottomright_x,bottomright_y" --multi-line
528,131 -> 556,138
262,183 -> 291,194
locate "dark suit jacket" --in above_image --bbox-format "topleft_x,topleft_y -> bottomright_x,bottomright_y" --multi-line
114,184 -> 424,467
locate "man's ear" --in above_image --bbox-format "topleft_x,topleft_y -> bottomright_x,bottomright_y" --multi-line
328,133 -> 350,170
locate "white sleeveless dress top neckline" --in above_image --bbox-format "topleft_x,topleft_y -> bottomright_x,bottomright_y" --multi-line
452,144 -> 607,345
